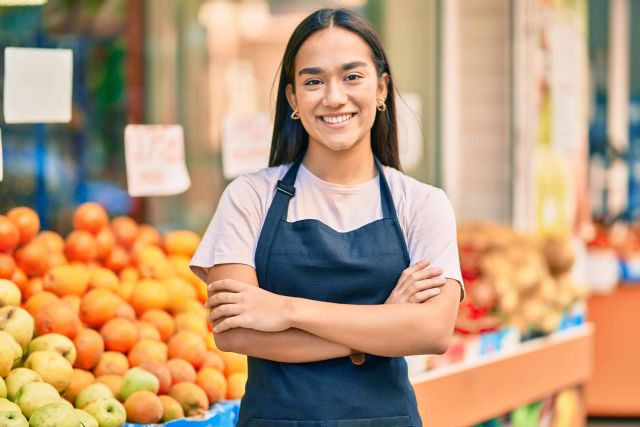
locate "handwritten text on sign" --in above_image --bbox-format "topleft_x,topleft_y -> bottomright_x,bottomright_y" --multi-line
125,125 -> 191,197
222,113 -> 272,180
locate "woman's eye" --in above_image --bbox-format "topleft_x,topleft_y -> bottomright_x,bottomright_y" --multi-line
304,79 -> 322,86
345,74 -> 362,81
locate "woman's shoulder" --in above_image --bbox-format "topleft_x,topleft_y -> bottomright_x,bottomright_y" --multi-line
225,164 -> 290,196
382,166 -> 448,205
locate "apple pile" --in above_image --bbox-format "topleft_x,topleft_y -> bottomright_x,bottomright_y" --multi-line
0,204 -> 248,426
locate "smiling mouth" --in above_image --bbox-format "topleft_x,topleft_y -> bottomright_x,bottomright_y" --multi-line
319,113 -> 356,124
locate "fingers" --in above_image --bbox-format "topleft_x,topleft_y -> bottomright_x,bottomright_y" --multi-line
207,304 -> 242,323
398,259 -> 431,286
213,315 -> 247,333
411,287 -> 442,303
396,267 -> 444,294
207,279 -> 245,293
204,292 -> 239,309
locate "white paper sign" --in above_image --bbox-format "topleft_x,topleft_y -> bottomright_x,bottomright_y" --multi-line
124,125 -> 191,197
221,113 -> 272,180
396,93 -> 423,171
3,47 -> 73,124
0,129 -> 3,182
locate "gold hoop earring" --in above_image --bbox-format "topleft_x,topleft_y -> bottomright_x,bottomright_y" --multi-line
377,100 -> 387,112
291,110 -> 300,120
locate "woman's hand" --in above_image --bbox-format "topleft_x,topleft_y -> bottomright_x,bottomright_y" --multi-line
206,279 -> 292,334
385,259 -> 446,304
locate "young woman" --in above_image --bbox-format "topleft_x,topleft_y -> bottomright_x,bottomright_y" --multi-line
191,8 -> 464,427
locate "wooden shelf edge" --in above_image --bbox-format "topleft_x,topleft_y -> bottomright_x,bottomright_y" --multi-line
411,324 -> 594,427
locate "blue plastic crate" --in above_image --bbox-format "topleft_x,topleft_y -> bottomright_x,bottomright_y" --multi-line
124,400 -> 240,427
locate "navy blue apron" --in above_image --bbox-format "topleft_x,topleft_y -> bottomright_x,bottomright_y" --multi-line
237,154 -> 422,427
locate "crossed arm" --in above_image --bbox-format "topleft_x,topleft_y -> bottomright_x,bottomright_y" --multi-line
206,263 -> 461,362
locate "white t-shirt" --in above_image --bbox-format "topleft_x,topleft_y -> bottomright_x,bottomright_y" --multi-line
190,162 -> 465,299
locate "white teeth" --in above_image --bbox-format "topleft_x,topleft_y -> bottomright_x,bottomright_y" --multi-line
322,114 -> 353,124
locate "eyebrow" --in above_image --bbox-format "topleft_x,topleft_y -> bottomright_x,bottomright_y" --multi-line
298,61 -> 368,76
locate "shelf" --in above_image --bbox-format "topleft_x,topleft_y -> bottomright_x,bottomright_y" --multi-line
410,324 -> 594,427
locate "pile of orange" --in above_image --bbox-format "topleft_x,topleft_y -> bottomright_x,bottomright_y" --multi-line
0,203 -> 247,424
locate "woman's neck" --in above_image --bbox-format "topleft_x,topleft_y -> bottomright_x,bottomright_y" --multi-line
302,140 -> 377,185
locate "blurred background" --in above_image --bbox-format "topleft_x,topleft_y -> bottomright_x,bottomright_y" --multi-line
1,0 -> 639,426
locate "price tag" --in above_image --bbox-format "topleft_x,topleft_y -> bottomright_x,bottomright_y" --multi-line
221,113 -> 272,180
124,125 -> 191,197
3,47 -> 73,123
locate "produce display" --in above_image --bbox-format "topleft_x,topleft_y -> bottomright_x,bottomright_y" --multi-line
0,204 -> 247,427
456,223 -> 587,336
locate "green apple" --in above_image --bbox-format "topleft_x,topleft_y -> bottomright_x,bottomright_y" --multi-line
0,279 -> 21,307
14,382 -> 59,419
0,331 -> 23,368
5,368 -> 42,401
75,383 -> 113,409
159,395 -> 184,422
120,367 -> 159,401
0,307 -> 34,351
28,402 -> 78,427
0,398 -> 21,412
74,409 -> 99,427
83,398 -> 126,427
0,335 -> 16,377
0,410 -> 28,427
27,334 -> 76,365
0,376 -> 6,399
24,351 -> 72,392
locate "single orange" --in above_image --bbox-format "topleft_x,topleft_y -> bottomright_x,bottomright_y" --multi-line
0,215 -> 20,252
73,202 -> 109,234
227,372 -> 247,400
80,289 -> 121,328
94,351 -> 130,377
88,267 -> 119,292
140,310 -> 175,342
103,245 -> 130,273
100,318 -> 138,353
14,240 -> 48,277
43,264 -> 90,297
35,300 -> 81,339
35,230 -> 65,253
0,253 -> 16,279
168,331 -> 206,369
129,279 -> 169,316
111,216 -> 139,249
166,358 -> 197,384
128,339 -> 168,367
65,230 -> 98,263
74,328 -> 105,370
24,291 -> 59,317
197,368 -> 227,404
7,207 -> 40,245
96,228 -> 116,260
163,230 -> 200,258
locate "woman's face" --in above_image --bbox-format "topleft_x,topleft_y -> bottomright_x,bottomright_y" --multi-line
286,27 -> 388,154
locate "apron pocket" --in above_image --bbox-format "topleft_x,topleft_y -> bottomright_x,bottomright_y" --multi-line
328,416 -> 413,427
249,419 -> 325,427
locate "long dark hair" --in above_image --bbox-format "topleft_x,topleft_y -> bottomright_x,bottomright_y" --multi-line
269,8 -> 400,169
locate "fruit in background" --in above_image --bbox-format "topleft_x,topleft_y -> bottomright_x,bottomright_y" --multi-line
168,382 -> 209,416
60,295 -> 81,315
227,372 -> 247,400
111,217 -> 138,249
24,351 -> 73,392
34,301 -> 81,339
21,278 -> 44,302
166,359 -> 196,384
14,381 -> 59,418
168,331 -> 206,369
124,390 -> 163,424
14,241 -> 48,277
137,225 -> 161,247
0,279 -> 21,307
103,246 -> 130,274
74,409 -> 99,427
0,377 -> 5,399
175,311 -> 209,338
73,203 -> 109,235
62,369 -> 95,404
129,279 -> 169,315
65,231 -> 98,263
128,340 -> 168,367
7,207 -> 40,245
0,398 -> 20,412
120,368 -> 159,401
73,328 -> 104,370
5,368 -> 42,401
163,231 -> 200,258
0,410 -> 28,427
221,353 -> 248,378
0,331 -> 22,368
138,360 -> 171,395
158,395 -> 184,423
88,268 -> 119,292
24,292 -> 58,317
0,215 -> 20,252
9,269 -> 27,295
134,321 -> 161,341
100,318 -> 138,353
27,334 -> 76,364
43,264 -> 90,297
93,352 -> 129,377
95,229 -> 116,261
0,254 -> 16,280
197,368 -> 227,404
35,231 -> 64,254
47,252 -> 67,269
201,351 -> 225,372
75,383 -> 113,409
163,277 -> 198,313
79,289 -> 120,329
119,267 -> 138,284
140,310 -> 175,342
29,401 -> 79,427
0,306 -> 35,350
94,376 -> 123,401
83,398 -> 126,427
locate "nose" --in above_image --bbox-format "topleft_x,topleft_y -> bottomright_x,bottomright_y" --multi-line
322,79 -> 347,108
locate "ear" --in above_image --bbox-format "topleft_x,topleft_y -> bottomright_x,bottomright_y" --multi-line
285,83 -> 298,112
376,72 -> 389,101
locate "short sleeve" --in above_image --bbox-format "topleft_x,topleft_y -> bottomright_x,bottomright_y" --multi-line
407,188 -> 465,301
189,176 -> 264,283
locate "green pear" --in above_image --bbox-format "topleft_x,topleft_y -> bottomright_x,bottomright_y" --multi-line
5,368 -> 42,401
75,383 -> 113,409
83,398 -> 126,427
14,382 -> 59,419
0,307 -> 34,351
74,409 -> 99,427
28,401 -> 78,427
120,367 -> 159,401
0,376 -> 6,399
0,398 -> 20,412
0,410 -> 28,427
0,331 -> 23,368
24,351 -> 72,392
27,334 -> 76,365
